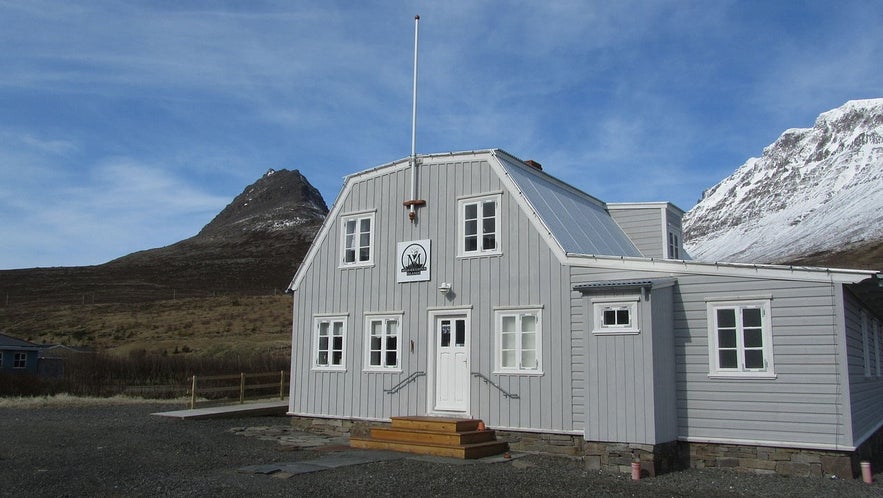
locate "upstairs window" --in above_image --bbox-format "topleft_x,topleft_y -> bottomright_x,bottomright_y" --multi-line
314,315 -> 347,371
667,229 -> 681,259
459,194 -> 502,257
364,313 -> 402,371
495,307 -> 543,374
340,211 -> 375,267
706,299 -> 775,378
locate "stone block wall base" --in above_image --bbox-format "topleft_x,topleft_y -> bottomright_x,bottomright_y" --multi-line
680,441 -> 854,479
288,414 -> 883,479
289,416 -> 388,438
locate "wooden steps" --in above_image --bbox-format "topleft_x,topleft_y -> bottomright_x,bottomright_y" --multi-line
350,416 -> 509,459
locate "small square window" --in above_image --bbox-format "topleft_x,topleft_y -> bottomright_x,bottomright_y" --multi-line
592,298 -> 639,334
13,352 -> 27,369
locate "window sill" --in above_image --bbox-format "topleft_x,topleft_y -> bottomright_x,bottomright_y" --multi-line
707,372 -> 777,380
492,370 -> 544,377
311,367 -> 347,373
338,262 -> 375,270
362,367 -> 403,374
592,328 -> 640,335
456,252 -> 503,260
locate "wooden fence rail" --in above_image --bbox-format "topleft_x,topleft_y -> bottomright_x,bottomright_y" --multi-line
188,371 -> 288,409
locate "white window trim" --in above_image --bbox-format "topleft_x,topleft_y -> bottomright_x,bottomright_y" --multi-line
592,296 -> 640,335
312,314 -> 348,372
457,193 -> 503,258
13,352 -> 27,369
876,319 -> 882,378
861,310 -> 871,378
339,210 -> 376,268
667,224 -> 681,259
706,299 -> 775,379
494,306 -> 543,375
363,312 -> 404,373
875,317 -> 881,378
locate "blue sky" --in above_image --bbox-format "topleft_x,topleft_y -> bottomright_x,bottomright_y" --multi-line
1,1 -> 881,269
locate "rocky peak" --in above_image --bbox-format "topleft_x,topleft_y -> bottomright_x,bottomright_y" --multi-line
198,168 -> 328,238
684,99 -> 883,265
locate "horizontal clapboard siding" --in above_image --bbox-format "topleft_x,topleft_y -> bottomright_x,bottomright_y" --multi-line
607,207 -> 662,259
292,156 -> 574,433
673,273 -> 848,448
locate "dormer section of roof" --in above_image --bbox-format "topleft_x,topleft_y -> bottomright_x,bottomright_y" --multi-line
607,202 -> 689,260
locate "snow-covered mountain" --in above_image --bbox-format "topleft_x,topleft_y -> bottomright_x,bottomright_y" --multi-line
684,99 -> 883,266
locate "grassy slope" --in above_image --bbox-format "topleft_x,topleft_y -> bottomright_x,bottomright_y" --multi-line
0,295 -> 292,358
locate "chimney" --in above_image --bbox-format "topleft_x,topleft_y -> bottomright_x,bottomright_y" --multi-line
524,159 -> 543,171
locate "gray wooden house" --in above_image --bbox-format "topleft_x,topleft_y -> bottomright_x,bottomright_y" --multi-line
287,149 -> 883,476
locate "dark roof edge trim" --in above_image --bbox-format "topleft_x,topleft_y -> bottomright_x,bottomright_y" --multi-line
573,278 -> 677,293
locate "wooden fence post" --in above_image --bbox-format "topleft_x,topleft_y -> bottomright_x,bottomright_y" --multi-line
279,370 -> 285,400
239,373 -> 246,404
190,375 -> 197,409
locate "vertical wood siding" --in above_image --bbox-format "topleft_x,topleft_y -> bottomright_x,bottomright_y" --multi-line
291,157 -> 573,432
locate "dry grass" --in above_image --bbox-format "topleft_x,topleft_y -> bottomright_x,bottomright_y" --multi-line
0,393 -> 186,409
0,295 -> 292,357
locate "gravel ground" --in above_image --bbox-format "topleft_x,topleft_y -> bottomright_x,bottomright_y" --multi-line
2,401 -> 883,497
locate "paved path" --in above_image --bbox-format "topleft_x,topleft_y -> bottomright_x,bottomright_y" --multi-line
152,400 -> 288,419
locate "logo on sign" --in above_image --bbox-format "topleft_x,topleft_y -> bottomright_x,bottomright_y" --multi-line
401,243 -> 428,275
396,239 -> 431,283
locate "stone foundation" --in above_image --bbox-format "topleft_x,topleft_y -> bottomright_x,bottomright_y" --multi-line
681,442 -> 853,478
289,415 -> 882,479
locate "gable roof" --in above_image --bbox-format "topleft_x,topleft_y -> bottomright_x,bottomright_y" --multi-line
0,333 -> 40,351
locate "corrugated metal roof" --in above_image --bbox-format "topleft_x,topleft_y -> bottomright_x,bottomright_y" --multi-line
496,153 -> 642,258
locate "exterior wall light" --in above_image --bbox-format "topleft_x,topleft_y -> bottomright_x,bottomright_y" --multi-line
438,282 -> 452,295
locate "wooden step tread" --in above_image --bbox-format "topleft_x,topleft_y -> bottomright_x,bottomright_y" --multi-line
350,436 -> 508,459
370,427 -> 498,445
390,416 -> 481,432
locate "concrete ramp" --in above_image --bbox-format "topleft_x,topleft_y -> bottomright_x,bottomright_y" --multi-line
152,400 -> 288,420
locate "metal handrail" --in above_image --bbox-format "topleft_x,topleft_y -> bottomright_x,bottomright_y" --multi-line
471,372 -> 520,399
384,371 -> 426,394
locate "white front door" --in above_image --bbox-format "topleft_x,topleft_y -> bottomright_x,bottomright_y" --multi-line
434,314 -> 470,413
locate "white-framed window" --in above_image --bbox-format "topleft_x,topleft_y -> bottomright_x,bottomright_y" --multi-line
313,315 -> 347,371
706,298 -> 775,378
340,211 -> 375,267
364,313 -> 403,372
667,228 -> 681,259
495,307 -> 542,375
13,352 -> 27,369
862,310 -> 871,377
0,352 -> 3,368
458,193 -> 502,257
592,297 -> 640,334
